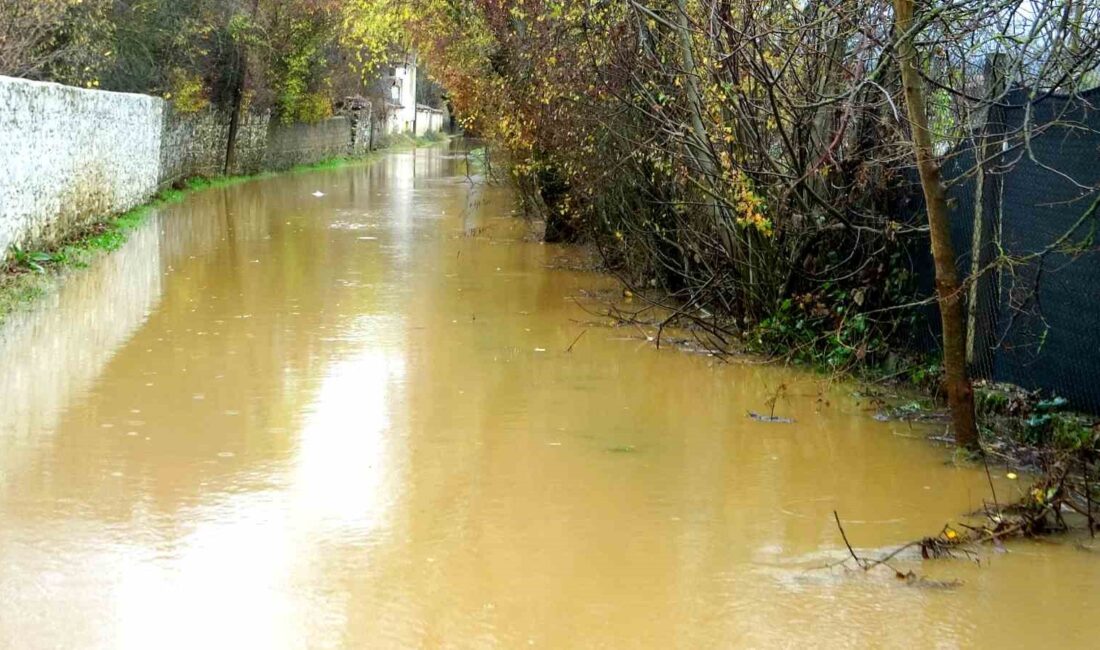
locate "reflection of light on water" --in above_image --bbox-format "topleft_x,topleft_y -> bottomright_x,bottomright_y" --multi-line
112,340 -> 405,648
292,348 -> 405,533
114,493 -> 303,650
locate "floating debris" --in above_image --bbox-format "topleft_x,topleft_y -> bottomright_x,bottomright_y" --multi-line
748,411 -> 795,424
606,445 -> 637,453
872,401 -> 948,423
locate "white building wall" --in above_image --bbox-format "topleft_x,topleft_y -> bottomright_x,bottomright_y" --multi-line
415,107 -> 445,136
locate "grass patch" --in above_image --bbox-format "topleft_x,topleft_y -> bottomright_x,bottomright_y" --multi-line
0,135 -> 454,326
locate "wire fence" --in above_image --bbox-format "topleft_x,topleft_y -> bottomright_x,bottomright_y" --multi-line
902,86 -> 1100,414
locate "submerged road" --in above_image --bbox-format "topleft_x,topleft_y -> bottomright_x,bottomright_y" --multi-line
1,141 -> 1097,648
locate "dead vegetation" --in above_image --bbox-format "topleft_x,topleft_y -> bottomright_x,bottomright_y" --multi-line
829,445 -> 1099,589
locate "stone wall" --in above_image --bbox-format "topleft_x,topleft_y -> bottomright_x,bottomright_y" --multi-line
158,107 -> 228,187
158,108 -> 272,188
0,73 -> 393,260
264,116 -> 355,171
230,111 -> 274,176
349,109 -> 373,157
0,76 -> 163,256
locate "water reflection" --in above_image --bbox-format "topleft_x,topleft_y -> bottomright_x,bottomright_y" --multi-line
293,343 -> 404,535
0,222 -> 162,448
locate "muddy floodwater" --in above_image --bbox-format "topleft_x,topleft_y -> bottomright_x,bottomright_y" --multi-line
1,142 -> 1097,648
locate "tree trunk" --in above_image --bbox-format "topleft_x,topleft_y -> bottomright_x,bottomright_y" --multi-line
224,0 -> 260,176
224,72 -> 245,176
893,0 -> 979,448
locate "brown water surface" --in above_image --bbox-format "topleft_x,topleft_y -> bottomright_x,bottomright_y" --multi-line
2,142 -> 1097,648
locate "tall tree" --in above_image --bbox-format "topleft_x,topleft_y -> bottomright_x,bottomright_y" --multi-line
225,0 -> 260,175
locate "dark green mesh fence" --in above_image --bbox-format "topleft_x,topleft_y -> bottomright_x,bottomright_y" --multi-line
901,86 -> 1100,414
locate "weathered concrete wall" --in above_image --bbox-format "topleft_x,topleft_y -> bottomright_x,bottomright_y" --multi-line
0,76 -> 163,256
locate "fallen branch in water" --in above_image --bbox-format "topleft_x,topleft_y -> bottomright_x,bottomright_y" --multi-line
829,510 -> 958,587
747,411 -> 795,424
829,450 -> 1099,583
834,510 -> 867,569
565,329 -> 587,353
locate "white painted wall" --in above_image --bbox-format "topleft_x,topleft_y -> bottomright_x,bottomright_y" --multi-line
0,76 -> 164,257
415,107 -> 445,136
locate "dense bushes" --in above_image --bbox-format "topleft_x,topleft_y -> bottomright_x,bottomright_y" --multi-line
408,1 -> 1099,380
